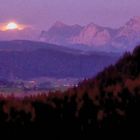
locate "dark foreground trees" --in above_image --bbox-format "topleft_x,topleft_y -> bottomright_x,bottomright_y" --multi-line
1,46 -> 140,137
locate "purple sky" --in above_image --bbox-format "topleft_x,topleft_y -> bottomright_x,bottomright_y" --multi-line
0,0 -> 140,30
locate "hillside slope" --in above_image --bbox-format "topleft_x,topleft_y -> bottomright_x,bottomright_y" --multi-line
0,40 -> 119,80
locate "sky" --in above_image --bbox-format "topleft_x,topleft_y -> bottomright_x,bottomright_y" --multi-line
0,0 -> 140,30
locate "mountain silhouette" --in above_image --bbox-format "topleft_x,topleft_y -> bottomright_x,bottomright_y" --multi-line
40,17 -> 140,52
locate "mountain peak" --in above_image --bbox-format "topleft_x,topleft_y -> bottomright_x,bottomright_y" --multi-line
119,16 -> 140,35
71,24 -> 83,29
125,16 -> 140,27
131,16 -> 140,22
53,21 -> 67,28
87,22 -> 99,28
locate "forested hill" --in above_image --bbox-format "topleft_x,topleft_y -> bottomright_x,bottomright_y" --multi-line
79,44 -> 140,88
0,40 -> 119,80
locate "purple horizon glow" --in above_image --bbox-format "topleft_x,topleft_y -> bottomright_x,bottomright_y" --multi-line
0,0 -> 140,30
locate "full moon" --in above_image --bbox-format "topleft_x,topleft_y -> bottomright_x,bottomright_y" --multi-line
6,22 -> 18,30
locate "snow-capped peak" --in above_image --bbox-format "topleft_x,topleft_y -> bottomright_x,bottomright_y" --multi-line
124,16 -> 140,30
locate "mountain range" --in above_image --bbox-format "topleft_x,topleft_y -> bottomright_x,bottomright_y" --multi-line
0,17 -> 140,52
39,16 -> 140,52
